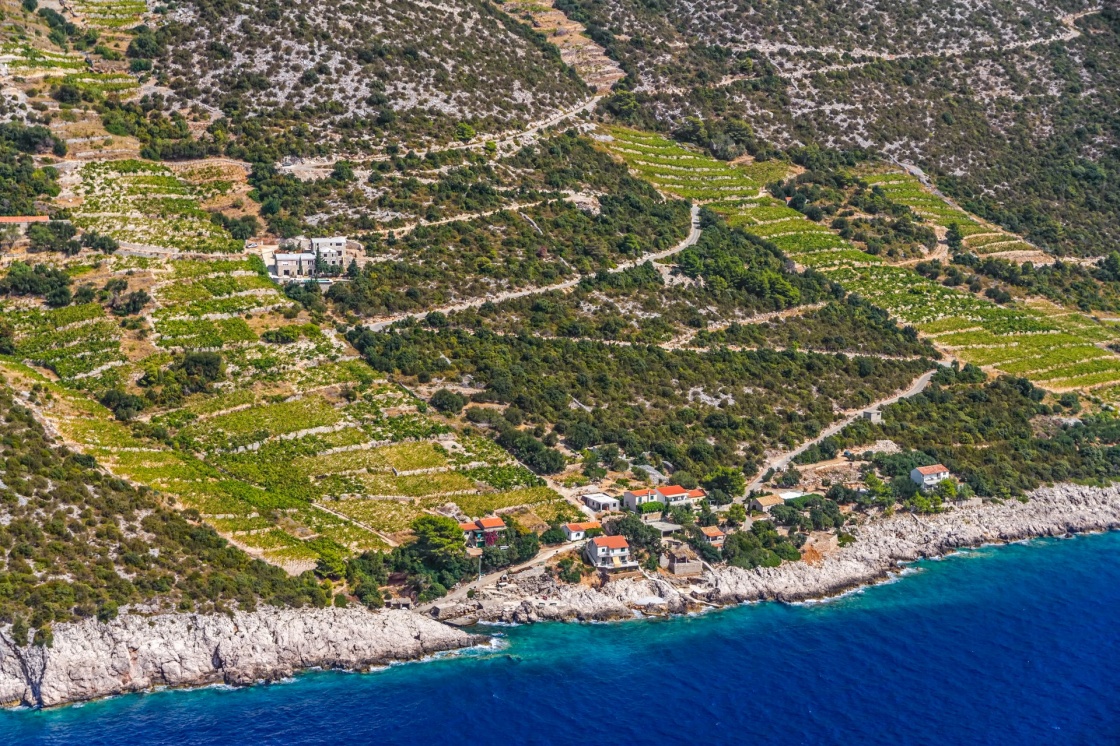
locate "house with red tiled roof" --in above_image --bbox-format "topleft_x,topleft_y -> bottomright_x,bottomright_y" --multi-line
460,516 -> 507,548
656,484 -> 707,509
910,464 -> 951,489
700,525 -> 725,547
623,488 -> 660,512
584,534 -> 639,570
562,521 -> 602,542
0,215 -> 49,225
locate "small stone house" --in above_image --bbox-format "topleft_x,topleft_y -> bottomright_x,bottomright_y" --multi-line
750,494 -> 783,512
309,236 -> 347,271
664,545 -> 703,576
275,252 -> 316,278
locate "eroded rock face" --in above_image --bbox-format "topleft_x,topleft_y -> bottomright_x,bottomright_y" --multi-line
475,484 -> 1120,621
0,607 -> 477,708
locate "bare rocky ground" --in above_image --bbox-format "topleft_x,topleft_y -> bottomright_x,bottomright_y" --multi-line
0,607 -> 480,708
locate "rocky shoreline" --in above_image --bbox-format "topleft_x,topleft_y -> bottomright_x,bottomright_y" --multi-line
0,607 -> 481,708
5,484 -> 1120,709
462,483 -> 1120,623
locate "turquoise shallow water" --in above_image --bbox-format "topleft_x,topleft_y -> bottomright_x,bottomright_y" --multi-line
3,532 -> 1120,745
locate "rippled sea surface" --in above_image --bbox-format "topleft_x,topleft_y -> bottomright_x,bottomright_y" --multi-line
4,532 -> 1120,745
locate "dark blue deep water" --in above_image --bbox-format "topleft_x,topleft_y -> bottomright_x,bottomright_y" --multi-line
4,532 -> 1120,745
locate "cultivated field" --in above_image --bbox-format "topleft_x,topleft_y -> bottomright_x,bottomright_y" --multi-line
0,253 -> 565,570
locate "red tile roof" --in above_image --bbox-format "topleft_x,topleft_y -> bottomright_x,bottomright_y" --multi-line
0,216 -> 49,223
591,535 -> 629,549
686,488 -> 707,498
565,521 -> 601,532
477,517 -> 506,529
915,464 -> 949,475
657,485 -> 688,497
459,522 -> 478,531
627,488 -> 656,497
701,526 -> 725,538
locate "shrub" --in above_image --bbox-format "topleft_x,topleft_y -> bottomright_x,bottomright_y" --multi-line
430,388 -> 466,414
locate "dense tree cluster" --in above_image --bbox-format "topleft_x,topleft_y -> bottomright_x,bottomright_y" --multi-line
805,363 -> 1120,498
770,172 -> 937,260
0,381 -> 331,643
0,123 -> 64,217
349,322 -> 933,479
0,261 -> 71,307
696,296 -> 935,357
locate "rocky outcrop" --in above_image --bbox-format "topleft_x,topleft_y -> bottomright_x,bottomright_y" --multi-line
472,484 -> 1120,622
6,484 -> 1120,708
0,607 -> 479,708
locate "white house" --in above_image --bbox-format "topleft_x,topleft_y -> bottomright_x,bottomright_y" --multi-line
584,535 -> 639,571
655,484 -> 705,507
581,492 -> 620,512
562,521 -> 601,542
623,488 -> 661,512
910,464 -> 951,489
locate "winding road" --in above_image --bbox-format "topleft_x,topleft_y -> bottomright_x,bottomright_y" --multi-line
367,203 -> 702,331
743,366 -> 941,495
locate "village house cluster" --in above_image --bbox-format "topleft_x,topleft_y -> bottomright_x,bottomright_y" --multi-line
454,464 -> 961,582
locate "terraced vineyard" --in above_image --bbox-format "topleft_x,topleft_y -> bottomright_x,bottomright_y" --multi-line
862,173 -> 1037,258
713,196 -> 884,270
602,134 -> 1120,396
71,160 -> 242,253
0,255 -> 566,571
597,126 -> 789,201
71,0 -> 148,29
0,41 -> 138,96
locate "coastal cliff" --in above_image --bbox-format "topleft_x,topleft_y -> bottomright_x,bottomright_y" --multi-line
0,607 -> 478,708
468,484 -> 1120,623
5,484 -> 1120,709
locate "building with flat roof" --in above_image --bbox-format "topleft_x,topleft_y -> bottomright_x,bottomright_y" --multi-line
275,252 -> 316,278
581,492 -> 620,512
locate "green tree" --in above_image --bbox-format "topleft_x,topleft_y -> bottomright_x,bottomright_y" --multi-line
703,466 -> 746,497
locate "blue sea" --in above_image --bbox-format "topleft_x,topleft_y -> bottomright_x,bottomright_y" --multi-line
4,532 -> 1120,745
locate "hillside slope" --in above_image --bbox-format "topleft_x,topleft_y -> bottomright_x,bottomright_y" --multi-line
156,0 -> 589,155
